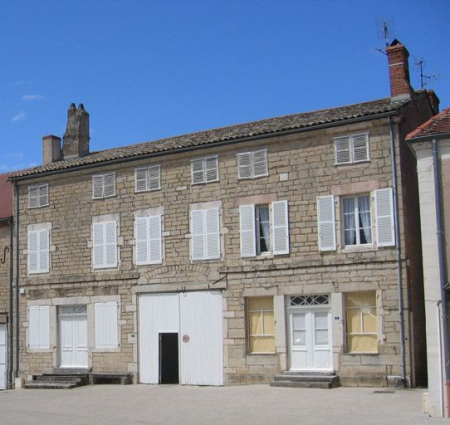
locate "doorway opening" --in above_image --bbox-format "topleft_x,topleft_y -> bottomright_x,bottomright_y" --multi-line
159,333 -> 179,384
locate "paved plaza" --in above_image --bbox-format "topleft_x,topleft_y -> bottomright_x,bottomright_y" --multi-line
0,384 -> 447,425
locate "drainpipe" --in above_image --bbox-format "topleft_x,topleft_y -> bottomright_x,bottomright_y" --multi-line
8,216 -> 14,389
14,182 -> 20,380
432,139 -> 450,416
388,116 -> 407,387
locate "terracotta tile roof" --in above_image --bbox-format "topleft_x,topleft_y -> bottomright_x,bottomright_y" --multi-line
0,172 -> 15,219
406,107 -> 450,140
10,96 -> 409,180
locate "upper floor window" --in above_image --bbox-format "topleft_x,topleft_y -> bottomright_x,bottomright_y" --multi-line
135,165 -> 161,192
239,200 -> 289,257
342,195 -> 372,246
191,156 -> 219,184
92,220 -> 118,269
135,214 -> 163,265
28,184 -> 49,208
27,223 -> 51,274
334,134 -> 369,165
92,173 -> 116,199
190,207 -> 221,261
237,149 -> 268,179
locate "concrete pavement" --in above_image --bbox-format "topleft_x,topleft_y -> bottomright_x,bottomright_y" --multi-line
0,384 -> 447,425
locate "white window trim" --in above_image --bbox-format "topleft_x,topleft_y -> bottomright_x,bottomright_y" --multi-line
341,194 -> 373,248
135,165 -> 161,192
334,133 -> 370,165
28,184 -> 49,209
191,155 -> 219,185
237,149 -> 269,179
92,172 -> 116,199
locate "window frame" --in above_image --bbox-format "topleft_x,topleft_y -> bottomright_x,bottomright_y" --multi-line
134,214 -> 163,265
334,133 -> 370,165
190,207 -> 221,261
342,194 -> 373,248
135,165 -> 161,193
92,172 -> 116,199
28,184 -> 49,209
27,225 -> 50,274
237,149 -> 269,179
92,220 -> 118,270
246,297 -> 275,354
255,204 -> 271,255
190,155 -> 219,185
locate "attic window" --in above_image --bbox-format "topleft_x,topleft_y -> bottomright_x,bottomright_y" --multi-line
28,184 -> 49,208
237,149 -> 268,179
334,134 -> 370,165
191,156 -> 219,185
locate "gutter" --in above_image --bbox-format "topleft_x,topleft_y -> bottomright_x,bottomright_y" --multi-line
9,111 -> 400,182
388,116 -> 408,387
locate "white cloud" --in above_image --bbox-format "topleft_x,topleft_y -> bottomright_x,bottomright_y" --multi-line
22,94 -> 47,101
11,111 -> 26,122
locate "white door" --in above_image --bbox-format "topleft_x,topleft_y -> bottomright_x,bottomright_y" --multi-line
290,309 -> 332,371
0,324 -> 6,389
59,306 -> 88,368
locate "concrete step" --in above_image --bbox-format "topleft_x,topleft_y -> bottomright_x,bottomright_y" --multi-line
281,371 -> 336,377
270,372 -> 340,389
25,381 -> 82,390
270,380 -> 334,389
34,375 -> 87,384
50,368 -> 91,375
273,375 -> 336,382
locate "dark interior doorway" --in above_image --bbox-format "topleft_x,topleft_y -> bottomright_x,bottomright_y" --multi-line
159,333 -> 179,384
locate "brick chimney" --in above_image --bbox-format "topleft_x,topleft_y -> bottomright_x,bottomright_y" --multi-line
62,103 -> 90,159
42,135 -> 62,165
386,39 -> 414,99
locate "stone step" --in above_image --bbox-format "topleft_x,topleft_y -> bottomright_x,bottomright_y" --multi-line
273,375 -> 336,382
50,368 -> 91,375
25,381 -> 82,390
270,380 -> 335,389
270,372 -> 340,389
34,375 -> 87,384
281,371 -> 336,377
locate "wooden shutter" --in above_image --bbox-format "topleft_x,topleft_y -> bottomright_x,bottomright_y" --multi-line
375,188 -> 395,247
29,305 -> 50,349
237,153 -> 252,179
335,137 -> 351,164
105,221 -> 117,267
253,150 -> 268,177
135,217 -> 149,265
352,134 -> 369,162
148,215 -> 162,264
28,186 -> 39,208
95,302 -> 119,349
103,173 -> 116,198
191,159 -> 205,184
148,165 -> 161,190
205,157 -> 219,182
191,210 -> 205,260
240,205 -> 256,257
317,195 -> 336,251
93,221 -> 117,268
135,168 -> 148,192
39,229 -> 50,273
28,230 -> 39,273
205,209 -> 220,259
39,185 -> 49,206
272,200 -> 289,255
92,175 -> 104,198
93,223 -> 105,268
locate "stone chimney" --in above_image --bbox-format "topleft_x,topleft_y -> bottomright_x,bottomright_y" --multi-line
62,103 -> 90,159
386,39 -> 414,99
42,135 -> 62,165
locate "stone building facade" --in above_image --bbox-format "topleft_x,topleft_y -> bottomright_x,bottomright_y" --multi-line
9,41 -> 438,388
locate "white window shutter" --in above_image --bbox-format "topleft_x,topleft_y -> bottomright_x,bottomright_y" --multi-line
135,168 -> 148,192
240,205 -> 256,257
28,186 -> 39,208
272,200 -> 289,255
253,150 -> 268,177
103,173 -> 116,198
39,229 -> 50,273
353,134 -> 369,162
205,157 -> 219,182
92,175 -> 104,199
335,138 -> 351,164
238,153 -> 252,179
95,302 -> 118,349
205,208 -> 220,259
28,230 -> 39,273
148,215 -> 162,264
93,223 -> 105,268
135,217 -> 149,265
191,210 -> 205,260
191,159 -> 205,184
375,188 -> 395,247
29,305 -> 49,349
317,195 -> 336,251
105,221 -> 117,267
148,165 -> 161,190
39,185 -> 49,206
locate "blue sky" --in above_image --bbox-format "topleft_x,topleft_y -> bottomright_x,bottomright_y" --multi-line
0,0 -> 449,172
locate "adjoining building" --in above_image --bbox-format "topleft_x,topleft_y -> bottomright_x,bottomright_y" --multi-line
8,40 -> 439,388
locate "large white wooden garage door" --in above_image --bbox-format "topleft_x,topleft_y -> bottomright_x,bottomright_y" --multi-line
0,324 -> 6,390
139,291 -> 223,386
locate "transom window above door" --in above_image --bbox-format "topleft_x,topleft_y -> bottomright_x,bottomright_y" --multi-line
290,295 -> 330,306
59,305 -> 87,315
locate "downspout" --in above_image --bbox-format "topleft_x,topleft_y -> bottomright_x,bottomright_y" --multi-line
14,182 -> 19,380
8,216 -> 14,389
388,116 -> 407,387
432,138 -> 450,416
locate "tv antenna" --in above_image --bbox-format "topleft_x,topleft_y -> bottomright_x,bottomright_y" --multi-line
415,56 -> 447,89
375,18 -> 395,54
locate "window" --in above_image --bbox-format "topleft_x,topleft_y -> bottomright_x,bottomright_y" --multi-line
345,292 -> 377,353
240,200 -> 289,257
135,165 -> 161,192
334,134 -> 369,165
28,226 -> 50,274
93,221 -> 117,269
237,149 -> 268,179
317,188 -> 395,251
29,305 -> 50,349
247,297 -> 275,353
343,195 -> 372,246
191,156 -> 219,184
92,173 -> 116,199
95,302 -> 119,349
190,208 -> 221,261
28,184 -> 49,208
135,215 -> 163,265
